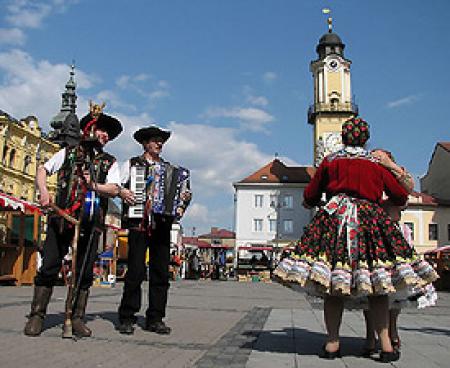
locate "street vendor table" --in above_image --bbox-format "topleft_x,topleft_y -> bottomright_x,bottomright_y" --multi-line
0,192 -> 41,285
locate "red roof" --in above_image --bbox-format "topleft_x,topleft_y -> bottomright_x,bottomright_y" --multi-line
182,237 -> 211,248
198,228 -> 235,239
409,191 -> 438,206
0,192 -> 41,214
438,142 -> 450,152
238,159 -> 315,184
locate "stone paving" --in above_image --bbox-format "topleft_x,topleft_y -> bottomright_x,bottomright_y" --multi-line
0,280 -> 448,367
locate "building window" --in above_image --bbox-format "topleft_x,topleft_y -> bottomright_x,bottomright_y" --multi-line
404,222 -> 414,241
23,155 -> 32,174
282,195 -> 293,209
253,219 -> 263,232
429,224 -> 438,241
283,219 -> 293,233
269,194 -> 278,208
269,219 -> 277,232
8,148 -> 16,168
254,194 -> 263,208
2,146 -> 8,166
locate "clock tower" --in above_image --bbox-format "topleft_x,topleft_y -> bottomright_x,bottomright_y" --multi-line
308,17 -> 358,166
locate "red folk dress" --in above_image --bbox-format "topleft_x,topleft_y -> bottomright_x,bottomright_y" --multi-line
274,147 -> 438,298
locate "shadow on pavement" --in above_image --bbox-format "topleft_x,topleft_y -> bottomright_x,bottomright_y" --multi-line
400,326 -> 450,337
241,327 -> 367,357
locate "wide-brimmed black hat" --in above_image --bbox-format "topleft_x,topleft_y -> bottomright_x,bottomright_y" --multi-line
133,125 -> 171,144
80,113 -> 123,141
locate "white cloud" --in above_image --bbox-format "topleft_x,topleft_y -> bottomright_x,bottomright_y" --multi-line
386,95 -> 420,109
186,203 -> 210,224
0,28 -> 26,45
114,73 -> 170,106
163,121 -> 273,194
263,71 -> 277,83
0,49 -> 95,128
203,106 -> 275,132
1,1 -> 79,47
247,95 -> 269,107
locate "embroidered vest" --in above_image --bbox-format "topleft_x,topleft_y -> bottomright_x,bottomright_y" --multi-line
55,146 -> 115,227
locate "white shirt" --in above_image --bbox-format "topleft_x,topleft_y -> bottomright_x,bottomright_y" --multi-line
44,148 -> 121,184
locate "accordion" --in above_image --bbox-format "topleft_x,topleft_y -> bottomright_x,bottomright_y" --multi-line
123,162 -> 190,226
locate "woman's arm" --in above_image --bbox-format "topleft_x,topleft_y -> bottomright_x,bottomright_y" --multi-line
372,150 -> 414,193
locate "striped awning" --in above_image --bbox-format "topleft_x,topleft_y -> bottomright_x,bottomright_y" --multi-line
0,192 -> 41,214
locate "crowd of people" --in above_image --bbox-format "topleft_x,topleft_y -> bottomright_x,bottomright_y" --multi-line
23,108 -> 439,363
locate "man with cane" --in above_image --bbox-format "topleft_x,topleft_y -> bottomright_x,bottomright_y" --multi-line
24,105 -> 122,338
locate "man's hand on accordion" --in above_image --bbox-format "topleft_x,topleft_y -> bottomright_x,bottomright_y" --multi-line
180,190 -> 192,202
119,187 -> 136,205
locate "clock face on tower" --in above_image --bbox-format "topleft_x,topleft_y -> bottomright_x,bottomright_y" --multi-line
326,57 -> 340,72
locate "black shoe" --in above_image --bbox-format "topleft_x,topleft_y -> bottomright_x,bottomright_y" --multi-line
378,350 -> 400,363
145,320 -> 171,335
117,320 -> 135,335
320,344 -> 341,359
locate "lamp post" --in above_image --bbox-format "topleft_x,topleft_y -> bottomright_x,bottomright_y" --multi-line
270,191 -> 282,259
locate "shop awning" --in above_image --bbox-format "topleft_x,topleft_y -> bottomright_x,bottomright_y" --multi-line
0,192 -> 41,214
197,243 -> 233,249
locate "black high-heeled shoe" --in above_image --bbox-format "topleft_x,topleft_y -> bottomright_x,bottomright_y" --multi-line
378,349 -> 400,363
320,344 -> 341,359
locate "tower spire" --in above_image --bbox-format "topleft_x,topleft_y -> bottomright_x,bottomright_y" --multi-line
48,63 -> 81,147
61,62 -> 77,113
322,8 -> 333,33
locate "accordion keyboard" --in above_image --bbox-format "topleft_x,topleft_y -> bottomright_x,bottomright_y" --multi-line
128,165 -> 146,218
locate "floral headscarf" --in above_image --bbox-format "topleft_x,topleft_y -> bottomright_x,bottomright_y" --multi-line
341,117 -> 370,147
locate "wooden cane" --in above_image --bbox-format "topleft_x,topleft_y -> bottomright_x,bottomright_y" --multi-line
48,203 -> 80,339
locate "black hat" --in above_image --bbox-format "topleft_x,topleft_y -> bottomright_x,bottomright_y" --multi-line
133,125 -> 171,144
80,113 -> 123,141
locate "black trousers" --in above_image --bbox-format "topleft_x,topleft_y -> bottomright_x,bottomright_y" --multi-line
35,217 -> 100,290
118,215 -> 172,323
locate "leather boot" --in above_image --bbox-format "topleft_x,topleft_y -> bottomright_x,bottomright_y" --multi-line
24,286 -> 53,336
72,289 -> 92,337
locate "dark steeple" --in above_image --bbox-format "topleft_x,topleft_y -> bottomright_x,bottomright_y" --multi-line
316,16 -> 345,59
48,63 -> 81,147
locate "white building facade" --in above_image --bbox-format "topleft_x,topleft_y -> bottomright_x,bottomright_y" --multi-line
233,159 -> 314,254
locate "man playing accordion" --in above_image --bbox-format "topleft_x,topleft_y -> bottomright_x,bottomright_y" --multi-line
117,125 -> 191,335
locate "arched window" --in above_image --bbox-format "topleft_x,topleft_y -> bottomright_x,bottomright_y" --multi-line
2,145 -> 8,166
23,155 -> 32,174
9,149 -> 16,168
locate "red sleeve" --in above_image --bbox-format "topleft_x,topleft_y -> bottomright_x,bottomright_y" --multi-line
304,160 -> 327,206
381,166 -> 408,206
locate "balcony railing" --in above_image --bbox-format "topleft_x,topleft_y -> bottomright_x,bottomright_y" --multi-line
307,102 -> 359,124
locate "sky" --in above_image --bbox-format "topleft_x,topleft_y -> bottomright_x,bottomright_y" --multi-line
0,0 -> 449,235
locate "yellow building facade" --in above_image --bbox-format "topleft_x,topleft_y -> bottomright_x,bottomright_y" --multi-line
0,112 -> 59,202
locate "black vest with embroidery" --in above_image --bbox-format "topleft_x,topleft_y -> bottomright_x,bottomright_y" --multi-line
55,146 -> 116,227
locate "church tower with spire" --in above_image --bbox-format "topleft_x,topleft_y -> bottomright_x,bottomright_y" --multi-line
308,15 -> 359,166
48,64 -> 81,147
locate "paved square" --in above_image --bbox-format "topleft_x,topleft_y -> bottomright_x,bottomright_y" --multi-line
0,281 -> 448,367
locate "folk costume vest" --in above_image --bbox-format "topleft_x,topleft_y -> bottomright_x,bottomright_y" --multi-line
55,146 -> 115,228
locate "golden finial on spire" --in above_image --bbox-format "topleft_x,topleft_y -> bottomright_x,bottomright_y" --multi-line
322,8 -> 333,33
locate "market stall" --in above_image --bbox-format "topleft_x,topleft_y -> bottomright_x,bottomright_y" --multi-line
236,246 -> 274,282
0,192 -> 42,285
